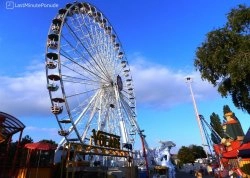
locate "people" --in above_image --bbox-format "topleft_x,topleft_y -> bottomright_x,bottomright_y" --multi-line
206,164 -> 213,175
195,169 -> 203,178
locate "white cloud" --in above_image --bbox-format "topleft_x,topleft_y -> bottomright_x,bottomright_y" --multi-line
0,55 -> 220,118
129,55 -> 220,110
0,54 -> 222,144
0,64 -> 50,117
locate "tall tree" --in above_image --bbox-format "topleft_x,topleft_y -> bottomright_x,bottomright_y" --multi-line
20,135 -> 33,147
223,105 -> 232,115
177,146 -> 196,164
39,139 -> 57,145
177,145 -> 206,164
189,145 -> 207,159
210,112 -> 224,144
194,5 -> 250,114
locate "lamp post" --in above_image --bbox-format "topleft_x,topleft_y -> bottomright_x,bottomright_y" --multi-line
186,77 -> 209,158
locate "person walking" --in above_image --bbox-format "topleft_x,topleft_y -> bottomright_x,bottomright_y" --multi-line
195,169 -> 203,178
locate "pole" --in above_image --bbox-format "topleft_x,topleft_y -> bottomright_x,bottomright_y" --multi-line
186,77 -> 209,157
140,133 -> 149,178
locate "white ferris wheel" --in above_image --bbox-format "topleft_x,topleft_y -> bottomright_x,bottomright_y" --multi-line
45,2 -> 141,150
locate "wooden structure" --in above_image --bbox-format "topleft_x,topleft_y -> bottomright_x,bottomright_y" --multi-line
0,111 -> 25,178
17,142 -> 57,178
59,142 -> 134,178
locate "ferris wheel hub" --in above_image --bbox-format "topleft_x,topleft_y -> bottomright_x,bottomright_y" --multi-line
117,75 -> 123,91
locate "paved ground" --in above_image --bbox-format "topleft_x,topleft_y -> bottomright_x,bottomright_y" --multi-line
175,171 -> 214,178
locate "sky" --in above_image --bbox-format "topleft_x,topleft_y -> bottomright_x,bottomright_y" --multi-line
0,0 -> 249,153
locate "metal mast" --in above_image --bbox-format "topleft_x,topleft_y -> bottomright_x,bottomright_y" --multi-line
186,77 -> 208,157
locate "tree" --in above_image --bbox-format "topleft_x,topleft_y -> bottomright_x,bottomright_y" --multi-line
20,135 -> 33,146
223,105 -> 232,115
39,139 -> 57,145
210,112 -> 224,144
194,5 -> 250,114
189,145 -> 207,159
177,145 -> 206,164
177,146 -> 195,164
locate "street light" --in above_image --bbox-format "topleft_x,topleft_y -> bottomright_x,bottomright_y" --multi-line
185,77 -> 209,158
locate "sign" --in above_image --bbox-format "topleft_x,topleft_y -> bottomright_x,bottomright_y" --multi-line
91,129 -> 120,149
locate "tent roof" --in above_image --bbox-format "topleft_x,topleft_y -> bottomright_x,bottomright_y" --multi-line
25,142 -> 57,151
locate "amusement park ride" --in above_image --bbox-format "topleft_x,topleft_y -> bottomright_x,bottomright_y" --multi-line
0,1 -> 249,178
186,77 -> 250,177
45,1 -> 177,178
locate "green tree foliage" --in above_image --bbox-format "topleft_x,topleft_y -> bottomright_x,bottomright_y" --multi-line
210,112 -> 224,144
39,139 -> 57,145
177,145 -> 206,164
223,105 -> 232,115
20,135 -> 33,146
194,5 -> 250,114
177,146 -> 195,164
189,145 -> 207,159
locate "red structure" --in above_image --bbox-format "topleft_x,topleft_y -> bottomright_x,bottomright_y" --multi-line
213,112 -> 250,177
16,142 -> 57,178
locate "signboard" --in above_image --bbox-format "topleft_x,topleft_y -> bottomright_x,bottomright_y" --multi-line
91,129 -> 120,149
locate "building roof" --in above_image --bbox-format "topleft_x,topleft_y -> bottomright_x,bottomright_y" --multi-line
0,111 -> 25,142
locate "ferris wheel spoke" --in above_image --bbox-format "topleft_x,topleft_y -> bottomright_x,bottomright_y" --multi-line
60,50 -> 109,83
64,20 -> 111,81
65,88 -> 101,98
57,90 -> 101,145
79,18 -> 114,79
61,33 -> 102,77
60,34 -> 103,79
62,74 -> 100,86
73,11 -> 122,82
60,62 -> 97,83
120,92 -> 137,120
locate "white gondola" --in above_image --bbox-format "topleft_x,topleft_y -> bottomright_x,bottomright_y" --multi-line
105,26 -> 112,34
47,74 -> 60,81
46,61 -> 57,69
47,34 -> 59,49
118,52 -> 124,59
58,130 -> 69,136
124,69 -> 130,77
47,83 -> 59,91
111,34 -> 116,43
99,18 -> 107,28
51,105 -> 63,114
57,9 -> 67,20
114,43 -> 120,50
121,61 -> 126,68
51,19 -> 62,34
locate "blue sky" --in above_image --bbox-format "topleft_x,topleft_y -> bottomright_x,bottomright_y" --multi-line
0,0 -> 249,153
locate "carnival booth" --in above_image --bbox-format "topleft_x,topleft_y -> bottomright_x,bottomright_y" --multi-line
17,142 -> 57,178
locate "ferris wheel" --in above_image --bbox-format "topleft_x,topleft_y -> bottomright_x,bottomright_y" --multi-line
45,2 -> 140,150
